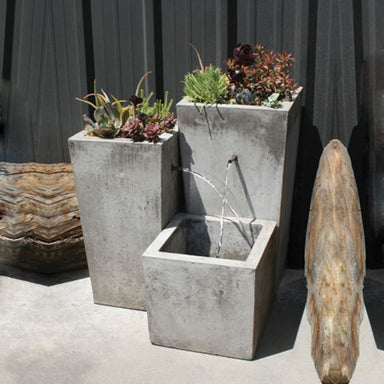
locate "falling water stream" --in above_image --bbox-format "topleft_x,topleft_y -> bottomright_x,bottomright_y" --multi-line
172,157 -> 254,257
216,159 -> 234,257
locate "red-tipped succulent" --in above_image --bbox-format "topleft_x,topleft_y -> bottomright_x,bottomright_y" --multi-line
120,117 -> 145,141
226,43 -> 298,105
144,122 -> 162,143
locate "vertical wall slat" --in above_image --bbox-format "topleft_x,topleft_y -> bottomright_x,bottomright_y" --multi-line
0,0 -> 6,79
312,0 -> 358,146
91,0 -> 156,100
161,0 -> 228,104
4,0 -> 87,163
0,0 -> 8,160
359,0 -> 384,265
236,0 -> 310,107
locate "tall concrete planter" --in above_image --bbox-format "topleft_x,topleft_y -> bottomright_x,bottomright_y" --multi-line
176,89 -> 302,288
143,213 -> 276,359
68,130 -> 179,310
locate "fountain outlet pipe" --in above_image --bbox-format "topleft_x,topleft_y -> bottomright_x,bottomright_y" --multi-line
228,155 -> 238,164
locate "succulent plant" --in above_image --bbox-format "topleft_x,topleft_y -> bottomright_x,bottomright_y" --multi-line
261,93 -> 281,108
76,81 -> 130,138
234,89 -> 257,105
145,122 -> 162,143
182,44 -> 228,106
76,72 -> 176,142
231,43 -> 254,67
182,43 -> 298,108
137,90 -> 174,120
226,44 -> 298,106
120,117 -> 145,141
183,64 -> 228,105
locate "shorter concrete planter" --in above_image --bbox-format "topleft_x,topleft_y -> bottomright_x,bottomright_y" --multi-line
68,130 -> 179,310
143,213 -> 276,359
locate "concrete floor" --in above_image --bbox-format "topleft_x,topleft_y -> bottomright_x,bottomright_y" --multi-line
1,266 -> 384,383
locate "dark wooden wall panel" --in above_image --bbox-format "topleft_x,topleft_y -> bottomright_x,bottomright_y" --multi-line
237,0 -> 311,106
0,0 -> 12,161
0,0 -> 6,79
161,0 -> 228,104
3,0 -> 87,163
91,0 -> 156,100
362,0 -> 384,58
313,0 -> 359,146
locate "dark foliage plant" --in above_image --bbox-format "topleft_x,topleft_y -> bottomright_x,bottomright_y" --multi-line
226,43 -> 298,105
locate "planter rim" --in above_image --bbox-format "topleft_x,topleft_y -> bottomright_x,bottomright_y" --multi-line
176,87 -> 303,112
143,212 -> 276,270
68,127 -> 178,146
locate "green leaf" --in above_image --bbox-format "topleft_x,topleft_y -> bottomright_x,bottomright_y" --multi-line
93,79 -> 100,108
76,97 -> 97,109
135,71 -> 152,96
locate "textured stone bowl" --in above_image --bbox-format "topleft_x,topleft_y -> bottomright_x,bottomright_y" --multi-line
0,162 -> 86,273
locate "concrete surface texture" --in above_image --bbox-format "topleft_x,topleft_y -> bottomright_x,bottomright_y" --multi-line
176,95 -> 301,222
68,130 -> 179,310
143,214 -> 276,359
1,266 -> 384,384
176,91 -> 301,289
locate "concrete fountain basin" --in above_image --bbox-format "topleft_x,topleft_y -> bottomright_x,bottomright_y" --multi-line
142,213 -> 276,360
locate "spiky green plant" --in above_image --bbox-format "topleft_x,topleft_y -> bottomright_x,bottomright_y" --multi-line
137,90 -> 174,119
183,65 -> 228,105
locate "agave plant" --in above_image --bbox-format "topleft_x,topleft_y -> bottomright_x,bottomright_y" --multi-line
76,81 -> 130,138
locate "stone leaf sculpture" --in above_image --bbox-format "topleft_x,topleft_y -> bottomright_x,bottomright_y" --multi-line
305,139 -> 365,384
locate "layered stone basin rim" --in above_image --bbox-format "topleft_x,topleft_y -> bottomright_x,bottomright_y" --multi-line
143,213 -> 276,269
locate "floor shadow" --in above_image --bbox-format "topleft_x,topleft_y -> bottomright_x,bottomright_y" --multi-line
364,269 -> 384,350
0,263 -> 89,286
255,269 -> 307,359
